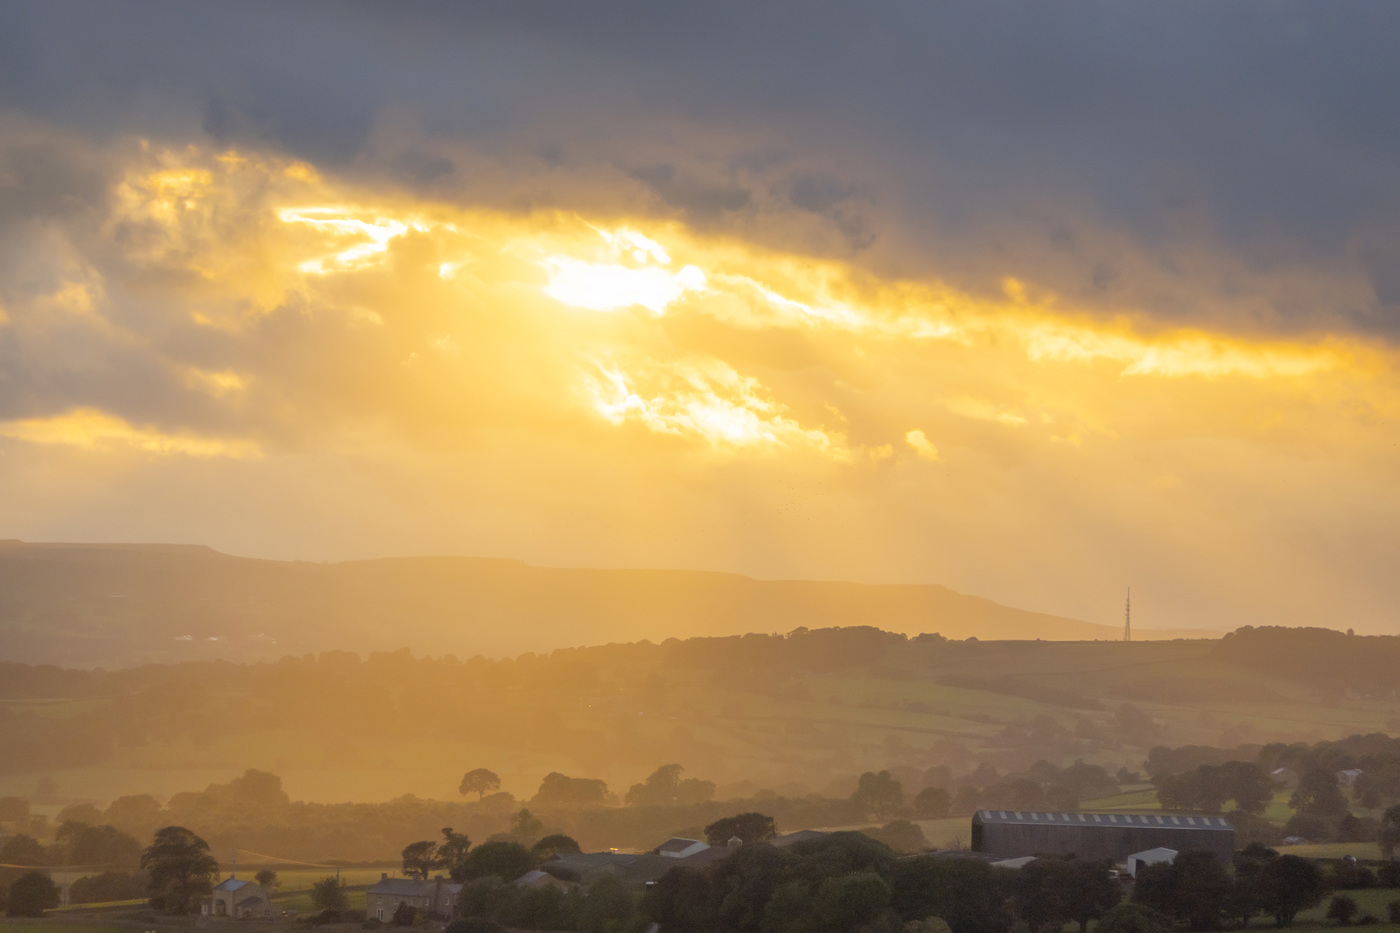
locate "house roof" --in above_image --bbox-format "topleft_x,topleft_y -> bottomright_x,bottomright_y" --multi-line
214,878 -> 252,892
657,837 -> 707,854
366,878 -> 461,897
547,844 -> 736,885
974,811 -> 1233,831
1129,847 -> 1179,859
514,869 -> 574,888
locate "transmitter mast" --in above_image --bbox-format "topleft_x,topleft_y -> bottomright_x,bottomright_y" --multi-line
1124,588 -> 1131,642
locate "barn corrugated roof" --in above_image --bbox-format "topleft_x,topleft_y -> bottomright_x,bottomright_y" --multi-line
974,811 -> 1233,830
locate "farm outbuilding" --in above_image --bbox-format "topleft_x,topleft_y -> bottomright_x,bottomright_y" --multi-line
1126,846 -> 1178,876
971,811 -> 1234,862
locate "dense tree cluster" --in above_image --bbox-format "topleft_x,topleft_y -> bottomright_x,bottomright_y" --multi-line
646,833 -> 1134,933
1153,762 -> 1273,815
453,873 -> 647,933
1215,626 -> 1400,695
625,765 -> 716,808
1148,732 -> 1400,845
1133,846 -> 1324,930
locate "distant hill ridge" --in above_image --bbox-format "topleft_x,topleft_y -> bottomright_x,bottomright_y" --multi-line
0,540 -> 1213,667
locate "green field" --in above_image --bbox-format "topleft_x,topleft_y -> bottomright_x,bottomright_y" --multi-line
6,638 -> 1397,811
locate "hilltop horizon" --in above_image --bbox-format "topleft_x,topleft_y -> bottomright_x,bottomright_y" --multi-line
0,538 -> 1220,669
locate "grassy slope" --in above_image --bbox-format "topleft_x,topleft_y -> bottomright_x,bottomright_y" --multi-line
4,638 -> 1396,809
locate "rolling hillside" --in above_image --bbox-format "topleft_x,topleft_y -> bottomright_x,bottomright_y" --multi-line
0,540 -> 1207,666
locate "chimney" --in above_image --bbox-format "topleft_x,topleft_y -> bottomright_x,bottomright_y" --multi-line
381,873 -> 388,881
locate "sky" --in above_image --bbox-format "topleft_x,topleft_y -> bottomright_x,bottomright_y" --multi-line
1,2 -> 1399,634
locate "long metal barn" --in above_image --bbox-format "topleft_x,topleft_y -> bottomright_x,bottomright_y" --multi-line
971,810 -> 1236,861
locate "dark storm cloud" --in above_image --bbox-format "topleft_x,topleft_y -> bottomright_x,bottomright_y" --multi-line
4,1 -> 1400,333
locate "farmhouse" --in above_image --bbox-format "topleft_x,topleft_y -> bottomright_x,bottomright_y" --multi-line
365,875 -> 460,921
971,810 -> 1235,862
206,877 -> 274,919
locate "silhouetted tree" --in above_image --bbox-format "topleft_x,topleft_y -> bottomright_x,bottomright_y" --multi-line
913,787 -> 951,819
0,835 -> 43,867
401,840 -> 441,880
890,855 -> 1013,933
461,841 -> 534,882
1327,895 -> 1358,925
69,871 -> 145,904
1222,762 -> 1275,815
626,764 -> 716,808
254,868 -> 278,891
1018,856 -> 1119,932
812,870 -> 894,933
1378,804 -> 1400,859
1225,843 -> 1278,927
459,769 -> 501,801
532,772 -> 610,808
311,875 -> 347,912
510,809 -> 543,843
6,871 -> 59,917
531,834 -> 581,860
440,828 -> 472,882
1290,769 -> 1349,822
65,824 -> 141,871
1133,852 -> 1231,931
141,826 -> 218,914
852,771 -> 904,820
1257,855 -> 1324,927
704,813 -> 777,846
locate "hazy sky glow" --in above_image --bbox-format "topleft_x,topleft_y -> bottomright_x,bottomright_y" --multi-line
3,2 -> 1400,634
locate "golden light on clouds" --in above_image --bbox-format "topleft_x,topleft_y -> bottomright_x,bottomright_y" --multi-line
278,207 -> 423,275
63,144 -> 1400,464
0,408 -> 260,459
8,142 -> 1400,632
587,359 -> 842,454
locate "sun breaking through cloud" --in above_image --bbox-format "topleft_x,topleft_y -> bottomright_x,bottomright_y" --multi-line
3,139 -> 1400,635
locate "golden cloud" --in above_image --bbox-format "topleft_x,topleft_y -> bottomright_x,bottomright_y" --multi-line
8,142 -> 1400,632
0,409 -> 260,459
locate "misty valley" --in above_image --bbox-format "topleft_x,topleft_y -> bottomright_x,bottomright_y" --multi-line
2,626 -> 1400,933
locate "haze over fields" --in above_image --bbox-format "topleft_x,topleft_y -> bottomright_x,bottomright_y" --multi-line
0,541 -> 1211,666
7,8 -> 1400,933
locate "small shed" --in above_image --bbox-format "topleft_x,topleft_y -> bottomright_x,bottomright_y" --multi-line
1126,847 -> 1178,877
